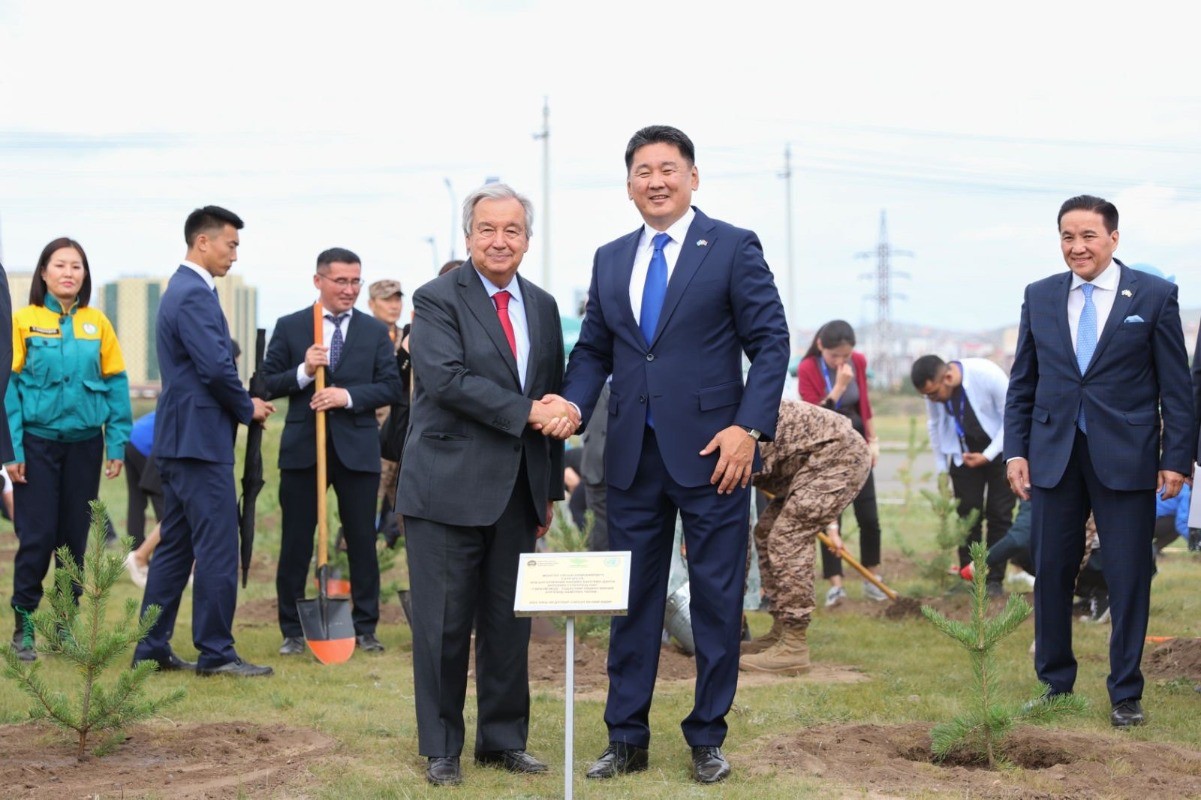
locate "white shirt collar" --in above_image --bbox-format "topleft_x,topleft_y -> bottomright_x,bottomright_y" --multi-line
474,267 -> 524,305
1070,260 -> 1120,292
640,206 -> 696,249
181,260 -> 215,290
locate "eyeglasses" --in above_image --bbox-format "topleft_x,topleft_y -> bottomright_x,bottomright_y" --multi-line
473,224 -> 527,241
317,275 -> 364,289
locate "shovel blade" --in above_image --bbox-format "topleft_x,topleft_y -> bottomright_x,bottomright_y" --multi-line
297,596 -> 356,665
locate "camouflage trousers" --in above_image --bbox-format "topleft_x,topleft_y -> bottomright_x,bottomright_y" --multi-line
753,442 -> 871,627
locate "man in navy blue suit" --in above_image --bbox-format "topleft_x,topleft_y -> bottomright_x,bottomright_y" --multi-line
1005,195 -> 1193,728
134,205 -> 276,678
558,125 -> 790,783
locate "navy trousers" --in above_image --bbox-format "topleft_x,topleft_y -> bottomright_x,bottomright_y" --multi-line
1031,430 -> 1155,703
11,433 -> 103,617
134,457 -> 240,669
605,428 -> 749,748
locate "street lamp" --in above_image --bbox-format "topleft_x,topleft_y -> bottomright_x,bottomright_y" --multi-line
444,178 -> 457,262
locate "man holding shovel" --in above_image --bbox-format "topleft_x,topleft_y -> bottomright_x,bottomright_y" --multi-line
261,248 -> 402,657
740,400 -> 872,675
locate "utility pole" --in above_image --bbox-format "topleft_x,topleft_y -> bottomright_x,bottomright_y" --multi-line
856,210 -> 911,388
532,97 -> 551,293
424,236 -> 439,275
444,178 -> 457,262
778,144 -> 795,331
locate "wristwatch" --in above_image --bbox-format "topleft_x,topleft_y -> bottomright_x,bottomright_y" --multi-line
741,426 -> 762,441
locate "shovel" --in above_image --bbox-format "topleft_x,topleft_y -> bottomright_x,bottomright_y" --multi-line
298,302 -> 356,664
817,530 -> 899,601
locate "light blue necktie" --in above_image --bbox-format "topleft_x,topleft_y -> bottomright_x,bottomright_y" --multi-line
640,232 -> 671,346
326,313 -> 348,371
640,232 -> 671,428
1076,283 -> 1097,433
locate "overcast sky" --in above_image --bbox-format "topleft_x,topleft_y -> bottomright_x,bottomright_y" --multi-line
2,0 -> 1198,341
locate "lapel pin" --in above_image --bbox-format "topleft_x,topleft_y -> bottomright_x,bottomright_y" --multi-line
1121,289 -> 1132,297
696,239 -> 708,247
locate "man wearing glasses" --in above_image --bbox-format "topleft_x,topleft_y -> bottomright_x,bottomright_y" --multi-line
911,354 -> 1015,595
261,248 -> 403,657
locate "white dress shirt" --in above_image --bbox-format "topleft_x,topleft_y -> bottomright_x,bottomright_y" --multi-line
1068,261 -> 1120,349
476,269 -> 531,392
628,206 -> 696,325
297,308 -> 355,407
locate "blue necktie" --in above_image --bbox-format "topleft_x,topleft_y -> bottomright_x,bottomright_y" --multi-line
640,232 -> 671,346
1076,283 -> 1097,433
326,313 -> 348,371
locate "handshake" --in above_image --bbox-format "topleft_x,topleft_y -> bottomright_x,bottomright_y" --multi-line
528,394 -> 582,440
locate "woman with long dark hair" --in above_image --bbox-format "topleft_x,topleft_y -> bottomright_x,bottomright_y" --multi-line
796,320 -> 884,606
6,238 -> 131,661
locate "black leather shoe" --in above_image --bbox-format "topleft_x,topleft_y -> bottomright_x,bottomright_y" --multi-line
1111,699 -> 1146,728
426,756 -> 462,786
10,632 -> 36,662
585,742 -> 648,779
474,749 -> 547,773
197,658 -> 274,678
134,651 -> 197,672
279,637 -> 305,656
691,745 -> 731,784
356,633 -> 385,653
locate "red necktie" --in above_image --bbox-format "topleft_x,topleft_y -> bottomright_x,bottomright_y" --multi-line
493,290 -> 517,357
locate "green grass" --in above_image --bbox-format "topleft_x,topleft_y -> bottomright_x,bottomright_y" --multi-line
2,408 -> 1200,798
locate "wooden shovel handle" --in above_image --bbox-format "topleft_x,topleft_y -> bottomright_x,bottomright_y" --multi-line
313,303 -> 328,569
817,530 -> 898,600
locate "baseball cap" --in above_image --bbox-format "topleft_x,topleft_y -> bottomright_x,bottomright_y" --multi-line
369,279 -> 403,299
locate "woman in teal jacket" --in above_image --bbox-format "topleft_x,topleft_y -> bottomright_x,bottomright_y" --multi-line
6,237 -> 132,661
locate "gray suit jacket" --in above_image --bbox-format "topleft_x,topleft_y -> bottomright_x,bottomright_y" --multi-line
398,262 -> 565,527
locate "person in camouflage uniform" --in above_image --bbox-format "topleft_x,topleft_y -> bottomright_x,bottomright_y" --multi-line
740,400 -> 872,675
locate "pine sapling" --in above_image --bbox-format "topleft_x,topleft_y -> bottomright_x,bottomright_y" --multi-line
1,500 -> 185,757
919,473 -> 979,590
921,541 -> 1083,767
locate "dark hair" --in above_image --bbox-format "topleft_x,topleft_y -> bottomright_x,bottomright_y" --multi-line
439,259 -> 464,276
624,125 -> 696,171
185,205 -> 243,246
30,237 -> 91,307
1057,195 -> 1118,233
910,355 -> 947,389
316,247 -> 361,270
803,320 -> 856,359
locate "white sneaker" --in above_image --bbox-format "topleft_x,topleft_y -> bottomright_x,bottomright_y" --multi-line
863,578 -> 888,602
1008,569 -> 1036,590
825,586 -> 847,608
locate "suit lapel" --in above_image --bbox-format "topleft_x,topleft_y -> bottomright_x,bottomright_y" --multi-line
517,274 -> 541,396
1052,273 -> 1076,374
329,310 -> 363,377
459,262 -> 522,387
1087,261 -> 1137,373
649,209 -> 716,347
612,229 -> 642,336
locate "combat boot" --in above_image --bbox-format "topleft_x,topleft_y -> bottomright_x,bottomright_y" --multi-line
738,625 -> 810,675
739,616 -> 783,655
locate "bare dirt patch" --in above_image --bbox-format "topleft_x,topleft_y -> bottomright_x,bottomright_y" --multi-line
743,722 -> 1201,799
1144,637 -> 1201,684
0,721 -> 336,799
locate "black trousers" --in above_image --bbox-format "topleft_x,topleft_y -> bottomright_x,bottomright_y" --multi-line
11,433 -> 103,620
821,470 -> 882,578
123,443 -> 163,548
949,457 -> 1015,581
277,445 -> 381,638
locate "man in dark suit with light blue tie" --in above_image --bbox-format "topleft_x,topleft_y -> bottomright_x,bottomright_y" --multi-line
134,205 -> 276,677
262,248 -> 402,657
1005,195 -> 1193,728
559,125 -> 790,783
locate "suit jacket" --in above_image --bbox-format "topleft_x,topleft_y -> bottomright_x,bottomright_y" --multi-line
0,262 -> 13,463
262,307 -> 402,473
397,263 -> 565,527
1005,259 -> 1193,491
154,266 -> 253,464
562,207 -> 790,490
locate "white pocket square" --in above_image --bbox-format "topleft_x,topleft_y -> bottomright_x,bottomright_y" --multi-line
1124,314 -> 1145,323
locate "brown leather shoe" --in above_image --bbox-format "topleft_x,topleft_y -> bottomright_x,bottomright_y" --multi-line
585,742 -> 648,779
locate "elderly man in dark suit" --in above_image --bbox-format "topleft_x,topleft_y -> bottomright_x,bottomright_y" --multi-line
1005,194 -> 1194,728
133,205 -> 275,677
261,248 -> 403,656
398,184 -> 575,787
560,125 -> 790,783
